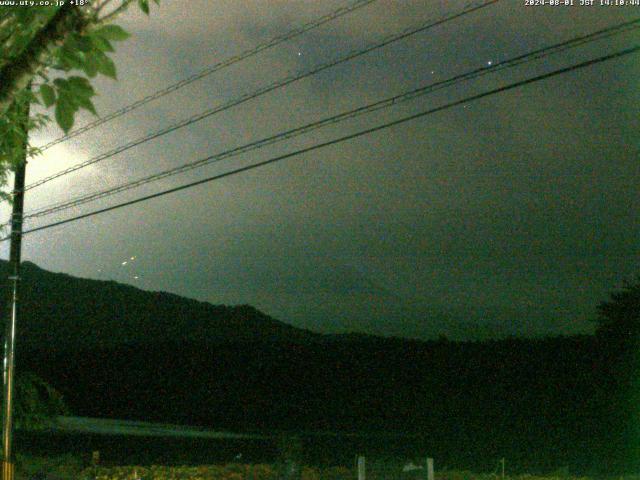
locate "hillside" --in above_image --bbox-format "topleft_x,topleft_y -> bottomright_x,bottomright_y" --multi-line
0,260 -> 634,474
0,260 -> 318,348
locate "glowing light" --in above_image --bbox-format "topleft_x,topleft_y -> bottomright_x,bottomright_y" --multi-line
122,261 -> 127,265
487,60 -> 493,66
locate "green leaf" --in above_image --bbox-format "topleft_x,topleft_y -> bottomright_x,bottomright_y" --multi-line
59,45 -> 85,70
39,84 -> 56,107
54,95 -> 75,133
53,78 -> 68,91
138,0 -> 150,15
93,24 -> 130,41
66,76 -> 95,98
89,35 -> 114,53
27,146 -> 43,158
81,52 -> 99,78
70,34 -> 92,52
23,90 -> 39,105
51,62 -> 72,72
30,113 -> 50,130
96,53 -> 117,80
75,95 -> 97,116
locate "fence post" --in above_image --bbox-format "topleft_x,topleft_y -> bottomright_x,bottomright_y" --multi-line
357,455 -> 366,480
91,451 -> 100,480
426,458 -> 434,480
277,435 -> 302,480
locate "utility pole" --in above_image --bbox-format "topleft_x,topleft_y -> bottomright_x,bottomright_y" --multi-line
1,97 -> 29,480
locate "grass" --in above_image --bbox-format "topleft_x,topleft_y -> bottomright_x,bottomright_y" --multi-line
11,457 -> 636,480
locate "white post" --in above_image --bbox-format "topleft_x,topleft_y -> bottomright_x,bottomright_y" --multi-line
357,456 -> 366,480
426,458 -> 434,480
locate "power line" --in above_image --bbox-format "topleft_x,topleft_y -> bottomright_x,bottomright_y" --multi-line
26,0 -> 499,191
21,18 -> 640,221
36,0 -> 380,151
23,0 -> 501,193
8,44 -> 638,242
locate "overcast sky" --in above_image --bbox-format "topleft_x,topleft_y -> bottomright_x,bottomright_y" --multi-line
2,0 -> 638,341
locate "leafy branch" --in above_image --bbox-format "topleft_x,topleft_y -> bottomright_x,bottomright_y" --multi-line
0,0 -> 159,193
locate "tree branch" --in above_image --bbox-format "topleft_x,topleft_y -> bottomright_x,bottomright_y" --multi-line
0,6 -> 88,117
94,0 -> 115,16
97,0 -> 136,24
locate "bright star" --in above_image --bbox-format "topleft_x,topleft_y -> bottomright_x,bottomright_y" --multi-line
487,60 -> 493,66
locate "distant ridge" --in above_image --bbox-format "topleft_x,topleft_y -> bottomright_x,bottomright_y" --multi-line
0,260 -> 319,348
1,262 -> 622,474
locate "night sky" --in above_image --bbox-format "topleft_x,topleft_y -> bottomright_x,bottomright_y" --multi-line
2,0 -> 638,341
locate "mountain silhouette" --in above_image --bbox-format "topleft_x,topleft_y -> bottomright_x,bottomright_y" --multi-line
0,260 -> 633,474
0,260 -> 318,349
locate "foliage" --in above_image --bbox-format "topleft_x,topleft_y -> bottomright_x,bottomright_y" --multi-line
15,453 -> 83,480
0,88 -> 48,201
0,0 -> 158,434
78,464 -> 355,480
13,371 -> 69,430
593,277 -> 640,347
62,465 -> 607,480
85,464 -> 279,480
590,277 -> 640,470
0,0 -> 159,193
